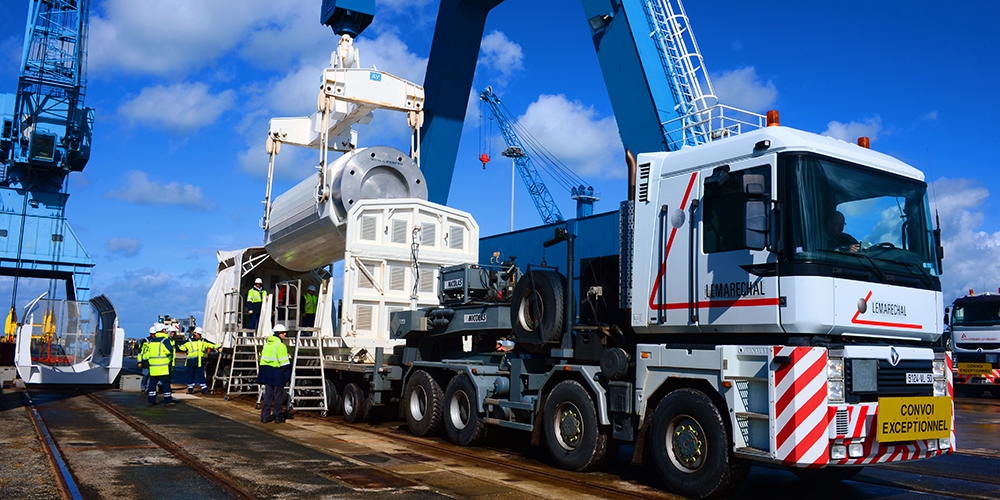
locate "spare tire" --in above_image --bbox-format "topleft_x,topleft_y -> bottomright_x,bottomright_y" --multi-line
510,270 -> 565,348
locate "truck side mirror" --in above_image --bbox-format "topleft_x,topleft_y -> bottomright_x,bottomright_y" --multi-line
743,174 -> 768,251
745,200 -> 767,250
943,306 -> 950,325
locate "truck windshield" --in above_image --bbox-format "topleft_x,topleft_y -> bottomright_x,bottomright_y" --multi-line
782,154 -> 940,289
952,299 -> 1000,326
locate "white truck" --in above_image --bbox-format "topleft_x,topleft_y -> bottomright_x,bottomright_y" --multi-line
366,120 -> 952,499
946,291 -> 1000,396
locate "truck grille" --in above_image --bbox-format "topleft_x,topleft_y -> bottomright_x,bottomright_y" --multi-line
846,359 -> 933,401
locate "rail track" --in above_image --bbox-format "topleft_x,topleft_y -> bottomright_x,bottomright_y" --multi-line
22,389 -> 256,500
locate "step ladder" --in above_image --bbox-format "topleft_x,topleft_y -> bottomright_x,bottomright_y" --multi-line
212,332 -> 265,400
287,329 -> 328,415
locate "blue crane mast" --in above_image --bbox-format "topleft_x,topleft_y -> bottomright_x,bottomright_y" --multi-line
0,0 -> 95,324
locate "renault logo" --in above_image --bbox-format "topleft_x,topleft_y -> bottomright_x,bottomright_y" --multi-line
889,346 -> 900,366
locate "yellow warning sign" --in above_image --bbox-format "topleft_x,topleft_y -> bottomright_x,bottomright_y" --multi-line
877,396 -> 952,443
958,362 -> 993,375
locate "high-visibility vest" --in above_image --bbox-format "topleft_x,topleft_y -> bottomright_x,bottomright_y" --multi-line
137,337 -> 153,362
304,293 -> 318,314
247,287 -> 266,303
260,336 -> 289,368
180,339 -> 218,367
147,333 -> 174,377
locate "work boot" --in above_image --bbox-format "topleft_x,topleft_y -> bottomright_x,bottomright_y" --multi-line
165,400 -> 176,407
148,401 -> 158,406
275,417 -> 285,424
187,388 -> 194,394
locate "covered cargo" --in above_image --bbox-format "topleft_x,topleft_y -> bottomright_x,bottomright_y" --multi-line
264,146 -> 427,272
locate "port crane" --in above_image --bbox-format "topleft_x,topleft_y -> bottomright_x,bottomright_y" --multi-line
478,86 -> 600,225
0,0 -> 123,385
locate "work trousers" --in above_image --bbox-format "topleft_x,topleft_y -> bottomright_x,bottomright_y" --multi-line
187,363 -> 208,392
246,302 -> 262,330
261,384 -> 285,420
148,374 -> 173,404
140,368 -> 150,392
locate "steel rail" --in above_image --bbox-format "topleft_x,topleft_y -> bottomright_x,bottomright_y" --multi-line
84,392 -> 259,500
22,390 -> 84,500
285,410 -> 674,500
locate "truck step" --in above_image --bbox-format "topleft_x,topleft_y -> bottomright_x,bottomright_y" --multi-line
484,417 -> 533,432
735,411 -> 768,420
734,447 -> 771,459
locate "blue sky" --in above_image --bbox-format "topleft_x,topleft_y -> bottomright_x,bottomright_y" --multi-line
1,0 -> 999,337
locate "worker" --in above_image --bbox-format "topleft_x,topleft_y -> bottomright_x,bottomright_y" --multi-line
136,326 -> 157,392
258,324 -> 291,423
146,325 -> 176,406
246,278 -> 267,331
179,327 -> 219,394
302,285 -> 318,328
826,210 -> 860,252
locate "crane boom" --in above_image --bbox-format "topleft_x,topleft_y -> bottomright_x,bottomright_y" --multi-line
479,87 -> 564,225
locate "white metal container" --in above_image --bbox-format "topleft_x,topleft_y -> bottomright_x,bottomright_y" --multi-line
264,146 -> 427,271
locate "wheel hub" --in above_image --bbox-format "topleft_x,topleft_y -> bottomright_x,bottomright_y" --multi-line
667,416 -> 706,473
558,404 -> 582,448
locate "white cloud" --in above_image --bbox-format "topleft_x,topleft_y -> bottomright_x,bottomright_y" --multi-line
479,31 -> 524,83
712,66 -> 778,112
355,31 -> 429,84
822,116 -> 883,142
1,36 -> 21,75
516,94 -> 623,178
92,267 -> 211,336
929,178 -> 1000,301
106,171 -> 213,210
118,83 -> 235,132
88,0 -> 327,77
107,237 -> 142,257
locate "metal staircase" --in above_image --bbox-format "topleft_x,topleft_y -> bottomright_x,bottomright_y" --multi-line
210,290 -> 262,399
287,330 -> 329,416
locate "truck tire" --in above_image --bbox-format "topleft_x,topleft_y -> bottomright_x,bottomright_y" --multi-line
510,270 -> 565,349
789,466 -> 863,482
324,379 -> 341,416
444,375 -> 486,446
342,382 -> 371,423
404,370 -> 443,436
542,380 -> 611,471
649,388 -> 748,499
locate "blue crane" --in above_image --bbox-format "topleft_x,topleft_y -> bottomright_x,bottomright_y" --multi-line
479,87 -> 601,224
0,0 -> 95,330
479,87 -> 564,225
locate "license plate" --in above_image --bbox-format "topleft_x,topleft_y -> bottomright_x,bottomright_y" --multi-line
906,373 -> 933,384
877,396 -> 952,443
958,362 -> 993,375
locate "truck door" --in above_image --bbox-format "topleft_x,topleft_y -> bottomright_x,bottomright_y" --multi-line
694,158 -> 782,334
644,169 -> 702,333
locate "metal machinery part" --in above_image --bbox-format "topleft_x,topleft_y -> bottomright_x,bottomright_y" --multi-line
264,146 -> 427,272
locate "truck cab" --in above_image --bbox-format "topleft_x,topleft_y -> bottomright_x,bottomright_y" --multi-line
947,292 -> 1000,396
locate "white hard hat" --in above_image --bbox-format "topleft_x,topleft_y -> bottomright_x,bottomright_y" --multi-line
155,322 -> 166,331
254,278 -> 263,284
149,326 -> 157,334
194,327 -> 203,335
167,325 -> 179,333
308,285 -> 317,292
272,324 -> 287,333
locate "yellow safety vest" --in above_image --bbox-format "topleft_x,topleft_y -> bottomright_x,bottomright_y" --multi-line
147,333 -> 174,377
304,294 -> 318,314
260,336 -> 289,368
247,287 -> 266,303
180,339 -> 218,367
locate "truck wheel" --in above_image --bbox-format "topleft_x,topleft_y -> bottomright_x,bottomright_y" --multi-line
325,379 -> 341,416
510,270 -> 565,348
790,466 -> 863,482
444,375 -> 486,446
342,382 -> 371,423
543,380 -> 611,471
649,388 -> 748,499
404,370 -> 443,436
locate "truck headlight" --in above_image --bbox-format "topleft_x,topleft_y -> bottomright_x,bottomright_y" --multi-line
848,443 -> 865,458
939,437 -> 951,449
828,357 -> 845,403
934,380 -> 948,396
828,379 -> 845,402
830,445 -> 847,460
933,359 -> 946,378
